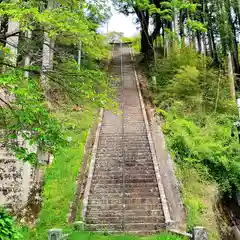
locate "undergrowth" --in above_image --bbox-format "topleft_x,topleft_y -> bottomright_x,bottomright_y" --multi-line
69,231 -> 186,240
176,165 -> 220,239
150,46 -> 240,238
20,108 -> 94,240
0,207 -> 22,240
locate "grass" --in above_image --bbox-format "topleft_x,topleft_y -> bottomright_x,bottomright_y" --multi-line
176,164 -> 220,240
69,231 -> 186,240
20,109 -> 94,240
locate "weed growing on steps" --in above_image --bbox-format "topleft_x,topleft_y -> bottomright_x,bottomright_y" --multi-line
150,46 -> 239,238
19,109 -> 94,240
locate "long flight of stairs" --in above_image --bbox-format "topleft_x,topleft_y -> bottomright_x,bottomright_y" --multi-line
84,44 -> 165,234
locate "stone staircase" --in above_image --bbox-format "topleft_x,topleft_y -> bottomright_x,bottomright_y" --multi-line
84,45 -> 165,234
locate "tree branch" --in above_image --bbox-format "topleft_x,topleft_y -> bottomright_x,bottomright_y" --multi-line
0,61 -> 40,74
0,96 -> 13,111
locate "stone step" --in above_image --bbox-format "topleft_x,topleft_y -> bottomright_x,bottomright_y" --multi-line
95,157 -> 152,162
92,177 -> 157,184
125,223 -> 165,231
87,208 -> 162,216
96,150 -> 152,155
94,169 -> 155,176
96,147 -> 151,153
97,147 -> 123,153
86,216 -> 164,224
93,163 -> 155,170
96,153 -> 124,158
92,174 -> 156,180
88,197 -> 161,205
95,157 -> 152,163
99,134 -> 148,140
85,223 -> 122,231
92,173 -> 157,185
85,222 -> 165,232
89,229 -> 164,235
93,166 -> 124,171
125,188 -> 159,195
88,191 -> 160,199
90,188 -> 122,194
88,204 -> 162,211
91,183 -> 157,190
93,158 -> 153,164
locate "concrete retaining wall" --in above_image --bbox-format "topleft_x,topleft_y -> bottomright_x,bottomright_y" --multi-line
0,132 -> 50,223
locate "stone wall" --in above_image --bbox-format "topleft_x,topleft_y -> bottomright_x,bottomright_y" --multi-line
0,148 -> 34,209
0,133 -> 51,223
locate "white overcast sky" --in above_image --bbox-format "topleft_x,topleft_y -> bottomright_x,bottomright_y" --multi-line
99,2 -> 139,37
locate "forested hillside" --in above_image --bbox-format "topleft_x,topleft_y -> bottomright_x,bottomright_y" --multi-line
1,0 -> 240,239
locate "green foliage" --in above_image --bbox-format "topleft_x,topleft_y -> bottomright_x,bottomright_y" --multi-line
186,19 -> 207,33
176,165 -> 220,240
0,0 -> 113,163
121,35 -> 141,53
151,46 -> 240,197
0,208 -> 22,240
164,116 -> 240,195
0,71 -> 65,163
0,0 -> 109,59
69,231 -> 186,240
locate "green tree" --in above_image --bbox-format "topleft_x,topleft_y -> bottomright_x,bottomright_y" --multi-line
0,0 -> 113,163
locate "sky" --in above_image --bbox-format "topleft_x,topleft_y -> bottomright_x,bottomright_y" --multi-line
99,3 -> 139,37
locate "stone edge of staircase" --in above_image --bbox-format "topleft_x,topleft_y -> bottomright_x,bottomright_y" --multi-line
81,44 -> 115,222
129,46 -> 172,227
82,108 -> 104,221
129,46 -> 186,231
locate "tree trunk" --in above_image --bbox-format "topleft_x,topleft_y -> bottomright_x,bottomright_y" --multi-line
41,32 -> 54,96
24,30 -> 32,78
0,16 -> 8,73
202,33 -> 207,55
228,52 -> 236,100
137,9 -> 154,62
141,29 -> 154,62
228,10 -> 240,75
5,21 -> 19,66
196,31 -> 202,53
207,30 -> 213,58
0,16 -> 8,46
179,9 -> 185,42
201,0 -> 207,55
191,31 -> 197,50
41,0 -> 55,97
210,28 -> 219,66
206,1 -> 219,65
173,9 -> 179,45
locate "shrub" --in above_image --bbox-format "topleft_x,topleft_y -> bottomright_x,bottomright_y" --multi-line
0,208 -> 22,240
164,116 -> 240,195
151,46 -> 240,196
